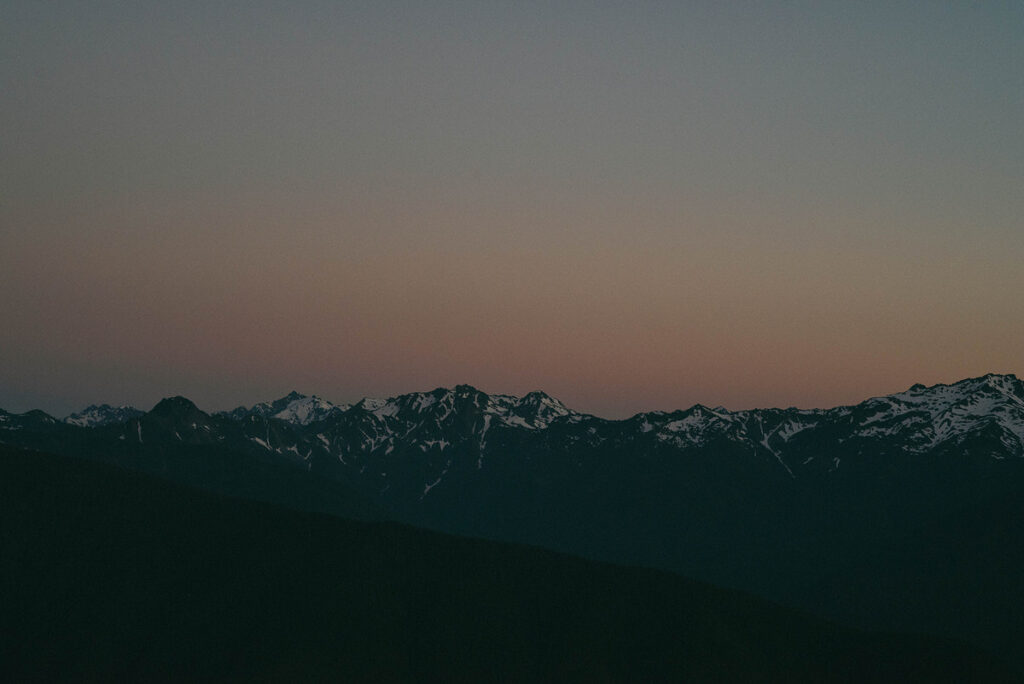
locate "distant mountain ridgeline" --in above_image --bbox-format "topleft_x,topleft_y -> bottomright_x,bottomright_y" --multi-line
14,373 -> 1024,479
2,374 -> 1024,671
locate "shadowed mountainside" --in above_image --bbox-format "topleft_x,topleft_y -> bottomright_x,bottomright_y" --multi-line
2,445 -> 1017,683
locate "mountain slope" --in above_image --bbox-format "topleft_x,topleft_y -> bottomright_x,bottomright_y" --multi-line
2,375 -> 1023,669
64,404 -> 143,427
221,391 -> 348,424
1,445 -> 1016,683
800,486 -> 1024,674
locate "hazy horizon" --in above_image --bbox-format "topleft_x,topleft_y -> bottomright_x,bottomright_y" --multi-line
4,2 -> 1022,419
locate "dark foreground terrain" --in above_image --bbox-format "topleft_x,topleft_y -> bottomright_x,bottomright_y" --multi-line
1,446 -> 1017,682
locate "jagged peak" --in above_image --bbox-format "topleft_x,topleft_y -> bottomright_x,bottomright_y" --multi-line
352,387 -> 466,419
453,383 -> 485,397
679,403 -> 728,418
221,391 -> 343,423
68,402 -> 137,414
270,393 -> 347,425
975,373 -> 1022,395
899,373 -> 1020,395
354,396 -> 389,412
343,385 -> 579,429
520,390 -> 566,407
982,372 -> 1018,381
64,403 -> 143,427
258,390 -> 308,407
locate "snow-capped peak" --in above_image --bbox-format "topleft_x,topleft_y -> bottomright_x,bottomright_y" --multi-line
222,391 -> 347,424
355,396 -> 393,415
65,404 -> 143,427
483,390 -> 579,429
272,394 -> 348,425
346,386 -> 579,430
839,374 -> 1024,451
355,387 -> 462,420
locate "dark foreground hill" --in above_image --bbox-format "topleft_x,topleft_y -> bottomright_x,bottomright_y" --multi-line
1,446 -> 1017,683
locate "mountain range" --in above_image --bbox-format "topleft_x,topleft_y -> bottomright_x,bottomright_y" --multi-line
2,374 -> 1023,673
34,372 -> 1024,473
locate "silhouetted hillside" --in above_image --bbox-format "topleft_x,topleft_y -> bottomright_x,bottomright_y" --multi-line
1,445 -> 1016,683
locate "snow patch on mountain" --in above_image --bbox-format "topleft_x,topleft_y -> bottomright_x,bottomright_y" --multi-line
853,375 -> 1024,451
272,395 -> 348,425
10,375 -> 1021,503
225,392 -> 348,425
484,390 -> 579,429
65,404 -> 143,427
350,386 -> 580,431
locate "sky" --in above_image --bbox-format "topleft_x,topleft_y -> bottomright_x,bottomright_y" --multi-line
2,1 -> 1022,419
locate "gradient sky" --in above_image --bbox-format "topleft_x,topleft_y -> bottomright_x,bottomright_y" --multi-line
2,1 -> 1022,418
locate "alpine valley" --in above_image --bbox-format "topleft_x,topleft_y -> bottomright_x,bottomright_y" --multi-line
3,374 -> 1024,678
